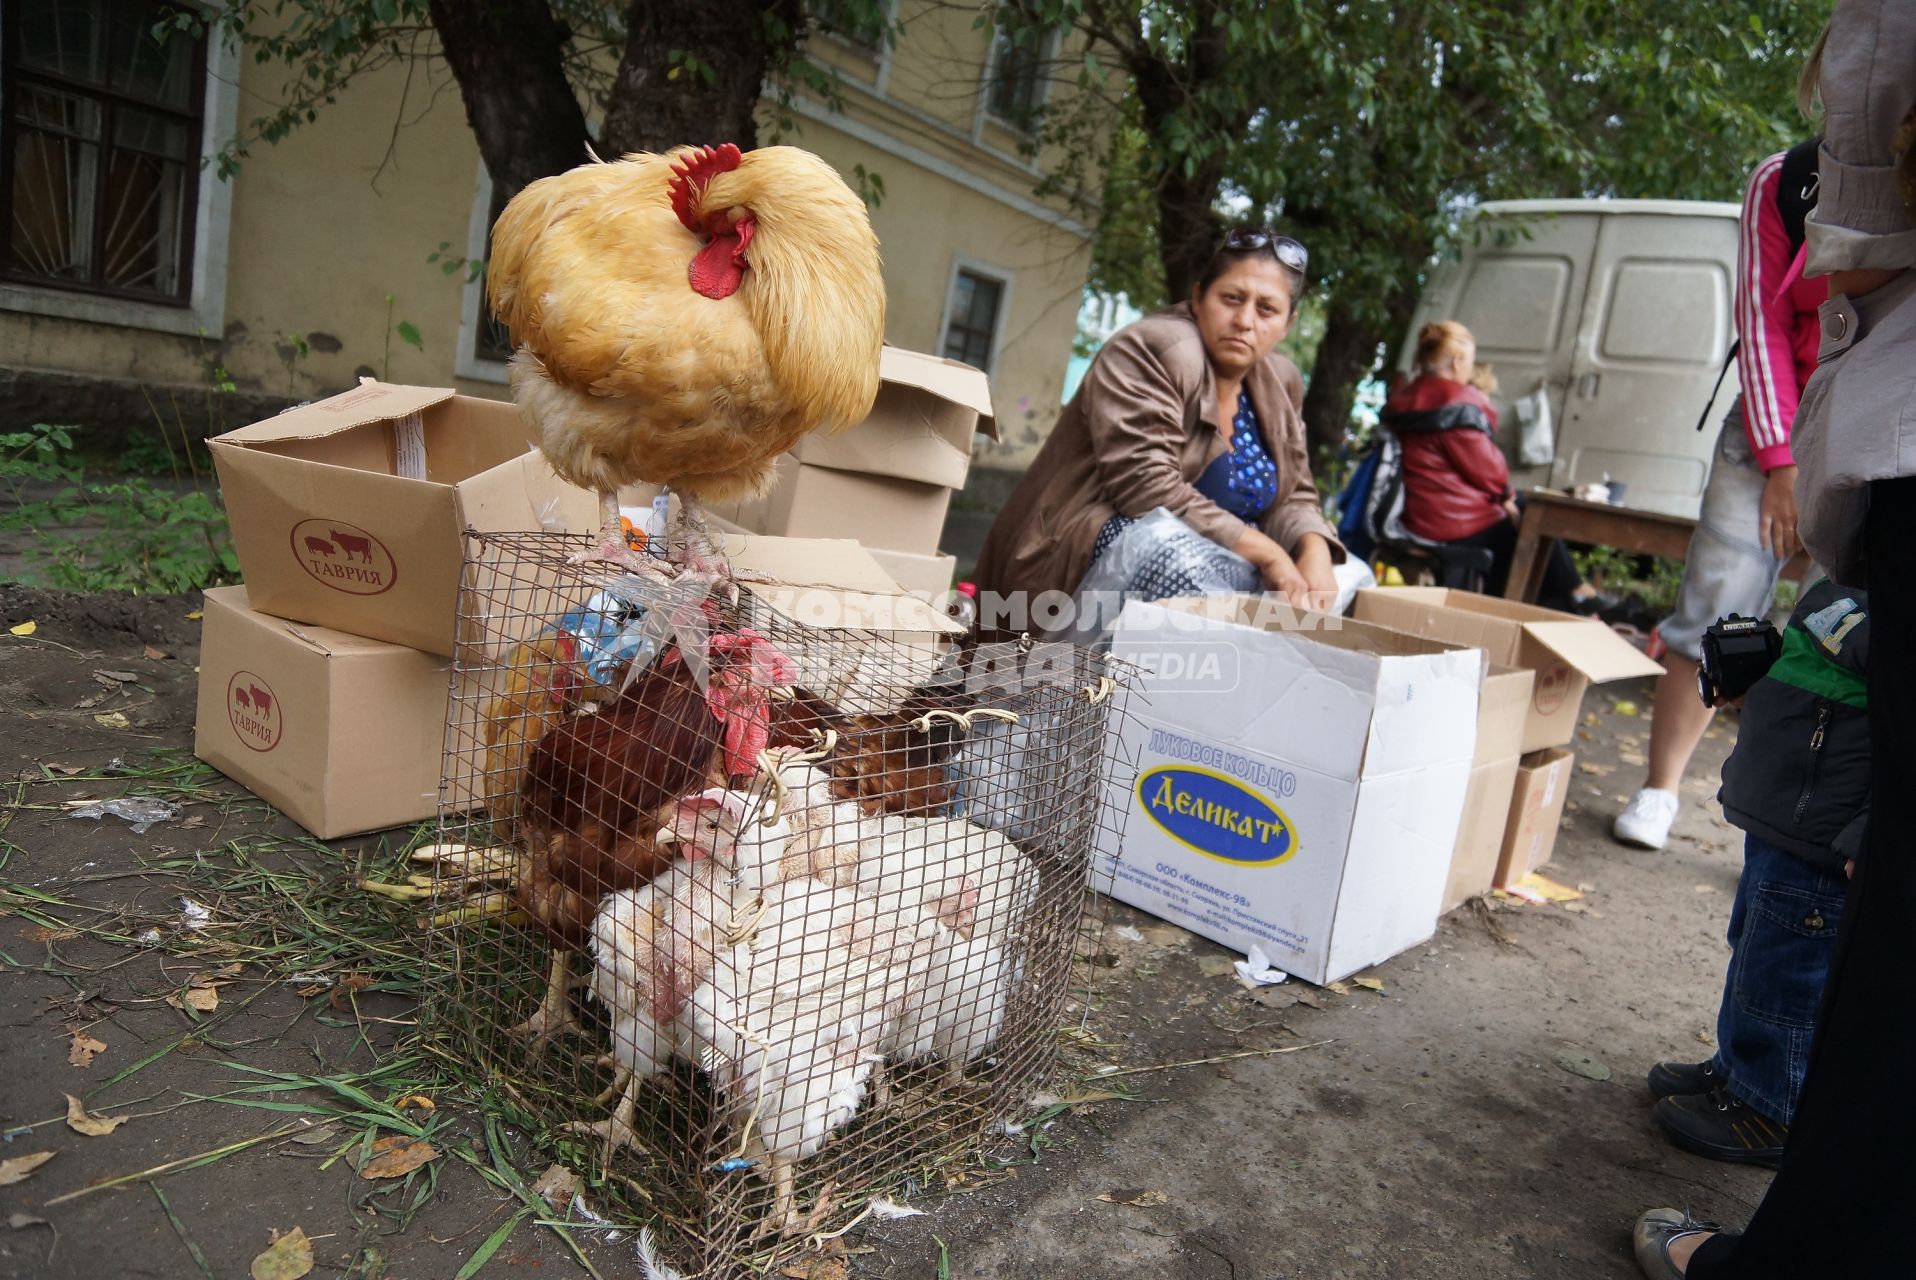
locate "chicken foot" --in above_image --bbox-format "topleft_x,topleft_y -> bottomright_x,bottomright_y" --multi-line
569,489 -> 670,580
565,1070 -> 648,1161
507,951 -> 585,1044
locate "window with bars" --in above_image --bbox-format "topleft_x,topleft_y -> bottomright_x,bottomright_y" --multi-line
985,27 -> 1044,130
941,268 -> 1005,374
3,1 -> 206,306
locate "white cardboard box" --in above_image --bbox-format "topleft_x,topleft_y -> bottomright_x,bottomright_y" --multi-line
1096,596 -> 1484,985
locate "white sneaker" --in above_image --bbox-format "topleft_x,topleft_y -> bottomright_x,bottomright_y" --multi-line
1613,788 -> 1680,850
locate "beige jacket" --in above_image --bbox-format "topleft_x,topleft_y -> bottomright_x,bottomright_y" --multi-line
972,303 -> 1340,611
1793,0 -> 1916,586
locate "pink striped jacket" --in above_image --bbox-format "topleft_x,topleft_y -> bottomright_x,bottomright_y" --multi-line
1735,151 -> 1826,473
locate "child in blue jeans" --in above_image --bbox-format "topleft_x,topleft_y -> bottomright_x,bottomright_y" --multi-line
1646,580 -> 1870,1167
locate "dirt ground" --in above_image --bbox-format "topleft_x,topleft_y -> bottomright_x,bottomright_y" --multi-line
0,585 -> 1770,1280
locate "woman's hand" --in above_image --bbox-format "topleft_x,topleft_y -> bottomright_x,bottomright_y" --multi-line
1503,495 -> 1522,524
1759,464 -> 1799,561
1257,547 -> 1313,601
1291,534 -> 1341,612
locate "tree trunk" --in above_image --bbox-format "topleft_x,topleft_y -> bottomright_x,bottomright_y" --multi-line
425,0 -> 590,203
1156,164 -> 1227,302
1302,274 -> 1424,460
600,0 -> 803,155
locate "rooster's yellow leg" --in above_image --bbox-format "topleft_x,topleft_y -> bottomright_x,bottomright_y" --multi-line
508,951 -> 582,1043
564,1070 -> 647,1159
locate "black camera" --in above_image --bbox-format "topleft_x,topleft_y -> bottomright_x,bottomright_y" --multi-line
1697,614 -> 1783,707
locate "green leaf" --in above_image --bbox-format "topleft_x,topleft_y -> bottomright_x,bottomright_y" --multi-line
395,321 -> 423,351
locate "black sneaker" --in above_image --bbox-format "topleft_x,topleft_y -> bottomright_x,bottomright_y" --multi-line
1646,1059 -> 1723,1099
1652,1087 -> 1787,1167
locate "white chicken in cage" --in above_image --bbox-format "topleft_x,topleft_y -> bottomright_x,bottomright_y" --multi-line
574,787 -> 799,1154
687,873 -> 938,1232
858,815 -> 1038,1085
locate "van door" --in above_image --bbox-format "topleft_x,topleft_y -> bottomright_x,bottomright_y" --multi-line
1555,211 -> 1739,517
1407,210 -> 1600,492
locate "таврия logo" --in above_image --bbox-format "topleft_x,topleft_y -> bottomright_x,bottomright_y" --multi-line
290,518 -> 397,596
1137,765 -> 1298,866
227,671 -> 282,752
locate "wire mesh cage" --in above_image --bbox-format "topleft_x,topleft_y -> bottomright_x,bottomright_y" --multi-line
426,528 -> 1135,1275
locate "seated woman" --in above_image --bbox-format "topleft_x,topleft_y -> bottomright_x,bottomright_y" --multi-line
1382,320 -> 1607,613
973,228 -> 1343,637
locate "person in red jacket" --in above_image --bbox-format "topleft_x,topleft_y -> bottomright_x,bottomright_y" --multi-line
1382,320 -> 1605,612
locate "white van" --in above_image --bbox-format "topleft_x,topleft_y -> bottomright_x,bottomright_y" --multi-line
1403,199 -> 1742,519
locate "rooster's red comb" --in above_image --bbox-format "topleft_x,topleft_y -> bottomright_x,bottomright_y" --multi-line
668,143 -> 744,234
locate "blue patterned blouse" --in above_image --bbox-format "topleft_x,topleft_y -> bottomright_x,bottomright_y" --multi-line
1194,389 -> 1279,521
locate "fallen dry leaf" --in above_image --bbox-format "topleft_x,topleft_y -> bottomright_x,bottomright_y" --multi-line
0,1152 -> 55,1186
250,1226 -> 314,1280
9,621 -> 37,637
1194,955 -> 1236,978
1326,980 -> 1352,995
26,926 -> 78,943
185,610 -> 203,620
329,972 -> 374,1011
185,984 -> 220,1013
1291,988 -> 1327,1010
74,692 -> 108,710
1351,977 -> 1385,994
65,1093 -> 129,1136
180,814 -> 207,830
1577,761 -> 1614,776
42,763 -> 84,776
1694,884 -> 1718,895
142,644 -> 170,661
95,669 -> 139,683
780,1256 -> 849,1280
67,1029 -> 107,1067
1096,1188 -> 1169,1207
93,712 -> 130,730
531,1162 -> 582,1213
1619,751 -> 1648,767
357,1135 -> 438,1179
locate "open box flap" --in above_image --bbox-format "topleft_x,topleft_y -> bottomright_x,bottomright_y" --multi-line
718,532 -> 963,635
877,346 -> 999,438
215,381 -> 455,446
1521,620 -> 1665,681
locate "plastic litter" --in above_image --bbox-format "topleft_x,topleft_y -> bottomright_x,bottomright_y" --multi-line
1232,944 -> 1289,986
64,797 -> 182,834
555,590 -> 664,686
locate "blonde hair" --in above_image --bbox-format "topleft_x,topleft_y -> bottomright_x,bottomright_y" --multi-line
1413,320 -> 1474,376
1797,23 -> 1830,119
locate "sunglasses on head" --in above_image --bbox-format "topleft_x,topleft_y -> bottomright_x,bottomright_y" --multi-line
1223,227 -> 1309,277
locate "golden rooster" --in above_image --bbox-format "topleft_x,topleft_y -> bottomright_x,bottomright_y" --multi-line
487,143 -> 886,565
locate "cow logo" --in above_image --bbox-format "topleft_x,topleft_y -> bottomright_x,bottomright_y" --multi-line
290,518 -> 397,596
1533,663 -> 1573,715
227,671 -> 282,752
1137,765 -> 1299,867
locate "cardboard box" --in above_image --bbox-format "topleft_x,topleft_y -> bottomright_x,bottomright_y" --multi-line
193,586 -> 451,839
735,456 -> 952,553
865,546 -> 957,599
1497,747 -> 1576,886
1441,665 -> 1534,912
211,381 -> 597,655
1350,587 -> 1663,753
1097,596 -> 1484,985
790,346 -> 998,489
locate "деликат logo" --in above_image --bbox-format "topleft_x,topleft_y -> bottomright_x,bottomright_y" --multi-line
227,670 -> 282,752
1137,765 -> 1299,866
290,518 -> 397,596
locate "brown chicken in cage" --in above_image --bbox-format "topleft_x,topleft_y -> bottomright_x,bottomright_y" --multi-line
479,632 -> 595,829
766,649 -> 988,819
482,625 -> 800,1041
